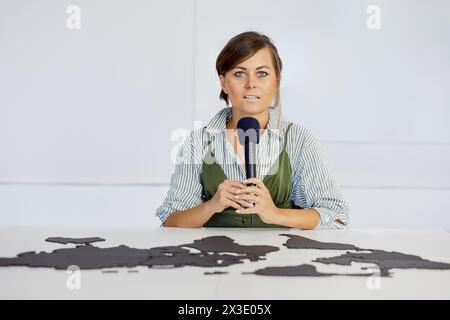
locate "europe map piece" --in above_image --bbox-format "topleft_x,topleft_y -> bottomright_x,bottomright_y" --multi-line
0,236 -> 278,270
180,236 -> 277,262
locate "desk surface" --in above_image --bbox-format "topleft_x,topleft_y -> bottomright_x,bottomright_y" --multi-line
1,227 -> 450,299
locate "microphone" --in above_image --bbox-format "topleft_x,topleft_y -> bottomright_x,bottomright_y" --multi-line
237,117 -> 260,222
237,117 -> 260,181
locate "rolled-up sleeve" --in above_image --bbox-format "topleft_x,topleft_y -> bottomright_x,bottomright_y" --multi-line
292,132 -> 350,230
154,130 -> 204,226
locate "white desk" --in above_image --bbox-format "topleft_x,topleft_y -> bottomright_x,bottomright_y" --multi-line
1,227 -> 450,299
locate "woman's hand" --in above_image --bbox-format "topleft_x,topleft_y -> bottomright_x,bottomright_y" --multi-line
234,177 -> 283,225
206,179 -> 254,213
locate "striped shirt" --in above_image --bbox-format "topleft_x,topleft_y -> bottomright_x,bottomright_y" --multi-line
155,106 -> 349,229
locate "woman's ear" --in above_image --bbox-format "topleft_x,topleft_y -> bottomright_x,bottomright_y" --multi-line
219,74 -> 228,94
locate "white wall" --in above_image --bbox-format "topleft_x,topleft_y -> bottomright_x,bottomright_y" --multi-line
1,0 -> 449,230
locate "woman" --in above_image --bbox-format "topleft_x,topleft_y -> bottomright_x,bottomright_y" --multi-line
156,31 -> 349,229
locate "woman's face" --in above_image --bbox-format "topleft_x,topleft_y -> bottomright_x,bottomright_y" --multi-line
219,47 -> 278,116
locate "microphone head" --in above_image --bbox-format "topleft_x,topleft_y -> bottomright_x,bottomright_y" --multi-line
237,117 -> 260,145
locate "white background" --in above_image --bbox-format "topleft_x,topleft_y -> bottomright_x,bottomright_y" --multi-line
1,0 -> 449,230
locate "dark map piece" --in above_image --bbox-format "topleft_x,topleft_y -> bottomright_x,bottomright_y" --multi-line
204,271 -> 229,275
181,236 -> 278,261
314,249 -> 450,277
45,237 -> 105,245
0,236 -> 278,271
245,264 -> 372,277
274,233 -> 450,278
280,234 -> 360,250
1,235 -> 450,278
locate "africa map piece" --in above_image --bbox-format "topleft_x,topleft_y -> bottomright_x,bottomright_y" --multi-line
0,236 -> 278,271
45,237 -> 105,245
280,234 -> 361,250
314,249 -> 450,277
245,264 -> 372,277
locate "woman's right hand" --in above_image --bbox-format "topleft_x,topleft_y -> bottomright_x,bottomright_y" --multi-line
206,179 -> 253,213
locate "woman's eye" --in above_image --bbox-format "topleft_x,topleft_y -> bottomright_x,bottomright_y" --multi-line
233,71 -> 268,78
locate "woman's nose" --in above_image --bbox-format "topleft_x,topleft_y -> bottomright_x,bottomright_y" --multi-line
245,75 -> 258,88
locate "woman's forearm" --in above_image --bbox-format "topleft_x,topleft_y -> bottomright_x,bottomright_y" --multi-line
276,208 -> 320,230
163,203 -> 321,229
163,201 -> 216,228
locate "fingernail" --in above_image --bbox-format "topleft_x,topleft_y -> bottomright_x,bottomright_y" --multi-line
234,195 -> 239,199
243,179 -> 248,183
235,189 -> 241,194
236,210 -> 241,213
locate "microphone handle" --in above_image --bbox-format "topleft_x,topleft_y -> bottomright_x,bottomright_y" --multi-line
244,141 -> 257,180
244,141 -> 257,224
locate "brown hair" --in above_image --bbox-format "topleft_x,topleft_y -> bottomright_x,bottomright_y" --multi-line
216,31 -> 283,110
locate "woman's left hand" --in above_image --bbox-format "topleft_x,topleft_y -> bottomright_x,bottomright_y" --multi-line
234,177 -> 283,225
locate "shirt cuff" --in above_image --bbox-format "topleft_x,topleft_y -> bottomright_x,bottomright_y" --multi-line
313,207 -> 349,230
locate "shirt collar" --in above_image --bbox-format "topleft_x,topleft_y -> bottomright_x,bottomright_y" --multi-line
205,106 -> 282,137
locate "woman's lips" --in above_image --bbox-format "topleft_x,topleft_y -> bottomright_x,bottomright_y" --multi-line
243,95 -> 260,101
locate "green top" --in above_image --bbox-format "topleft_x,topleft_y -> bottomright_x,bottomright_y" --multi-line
200,122 -> 294,228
